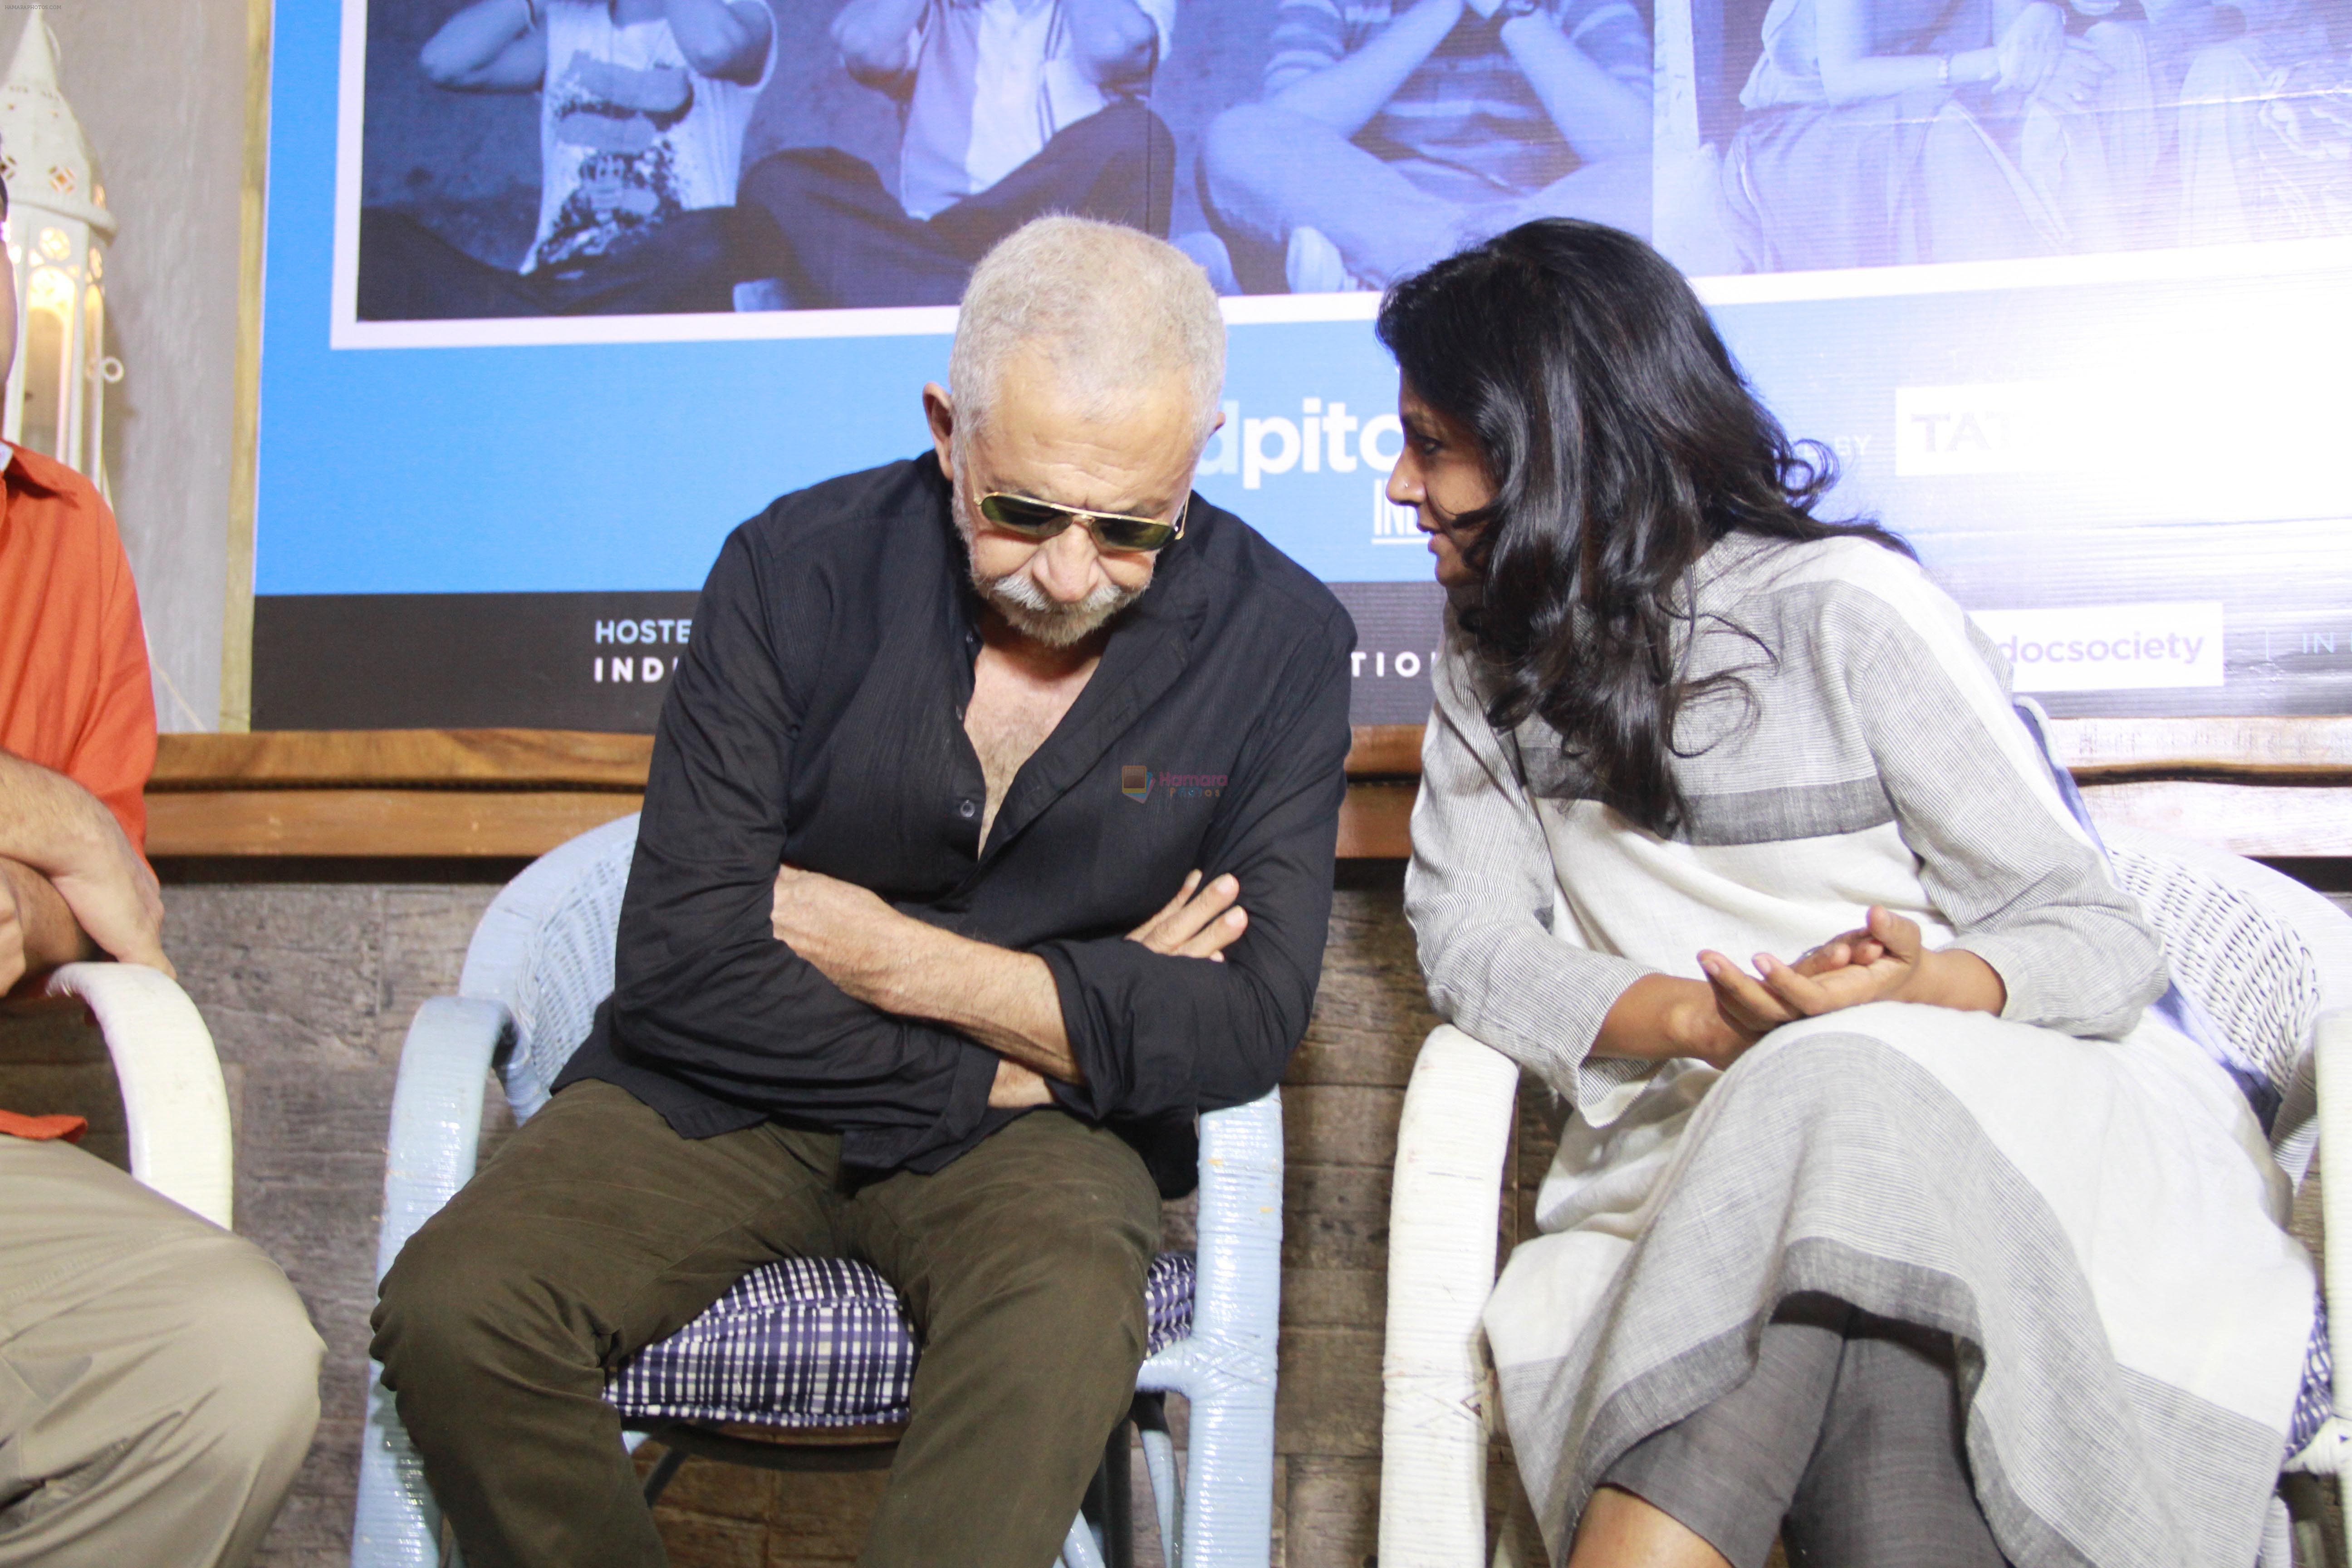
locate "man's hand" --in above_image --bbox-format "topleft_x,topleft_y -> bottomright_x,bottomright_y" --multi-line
0,755 -> 170,980
989,1058 -> 1056,1109
48,830 -> 170,979
769,864 -> 907,1004
771,863 -> 1085,1084
0,861 -> 25,994
1127,870 -> 1249,960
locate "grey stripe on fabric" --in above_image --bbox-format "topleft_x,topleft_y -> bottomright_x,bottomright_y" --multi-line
1504,1032 -> 2274,1568
1679,775 -> 1897,847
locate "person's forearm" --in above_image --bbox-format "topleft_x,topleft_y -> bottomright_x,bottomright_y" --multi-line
1271,0 -> 1463,133
857,920 -> 1084,1082
0,751 -> 110,881
833,0 -> 930,77
0,857 -> 94,977
1593,972 -> 1746,1067
1813,0 -> 1996,102
1497,15 -> 1648,160
420,0 -> 539,87
1816,44 -> 1997,100
667,0 -> 771,81
1065,0 -> 1159,83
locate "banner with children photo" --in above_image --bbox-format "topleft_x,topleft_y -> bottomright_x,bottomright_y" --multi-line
252,0 -> 2351,728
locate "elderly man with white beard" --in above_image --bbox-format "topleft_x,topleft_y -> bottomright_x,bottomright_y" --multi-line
371,216 -> 1356,1568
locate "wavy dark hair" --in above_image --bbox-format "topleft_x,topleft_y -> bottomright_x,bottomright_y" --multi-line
1376,219 -> 1911,837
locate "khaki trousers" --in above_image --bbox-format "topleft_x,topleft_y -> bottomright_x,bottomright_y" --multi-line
372,1079 -> 1163,1568
0,1136 -> 323,1567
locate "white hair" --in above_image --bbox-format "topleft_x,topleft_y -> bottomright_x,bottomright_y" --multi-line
948,216 -> 1226,445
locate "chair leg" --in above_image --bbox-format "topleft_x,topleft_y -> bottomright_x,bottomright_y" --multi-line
1063,1511 -> 1110,1568
1135,1393 -> 1182,1566
641,1444 -> 691,1506
1074,1413 -> 1140,1568
1102,1416 -> 1136,1568
2283,1472 -> 2344,1568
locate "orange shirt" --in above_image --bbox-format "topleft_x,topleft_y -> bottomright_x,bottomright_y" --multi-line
0,444 -> 154,1142
0,442 -> 156,850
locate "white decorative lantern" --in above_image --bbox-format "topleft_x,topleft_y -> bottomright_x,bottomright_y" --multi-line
0,20 -> 116,492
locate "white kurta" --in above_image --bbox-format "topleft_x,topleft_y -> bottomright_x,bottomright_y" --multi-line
1405,533 -> 2313,1566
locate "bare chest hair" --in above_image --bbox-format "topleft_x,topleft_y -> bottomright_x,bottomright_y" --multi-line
964,647 -> 1101,841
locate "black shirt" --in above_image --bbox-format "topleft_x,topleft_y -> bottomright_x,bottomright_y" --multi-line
555,456 -> 1356,1192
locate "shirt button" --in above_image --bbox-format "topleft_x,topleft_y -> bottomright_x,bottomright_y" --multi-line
958,799 -> 978,819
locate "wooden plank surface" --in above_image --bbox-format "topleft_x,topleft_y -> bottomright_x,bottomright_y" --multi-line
146,789 -> 644,858
155,725 -> 1428,787
151,729 -> 654,790
2081,781 -> 2352,856
146,719 -> 2352,859
155,716 -> 2352,789
2049,715 -> 2352,782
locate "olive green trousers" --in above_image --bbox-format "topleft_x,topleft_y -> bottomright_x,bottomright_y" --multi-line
372,1080 -> 1162,1568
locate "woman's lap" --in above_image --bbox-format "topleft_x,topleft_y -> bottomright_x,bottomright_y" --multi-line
1495,1009 -> 2310,1566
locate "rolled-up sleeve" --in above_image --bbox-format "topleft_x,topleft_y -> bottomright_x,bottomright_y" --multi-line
1034,607 -> 1353,1120
1404,643 -> 1654,1111
610,526 -> 999,1165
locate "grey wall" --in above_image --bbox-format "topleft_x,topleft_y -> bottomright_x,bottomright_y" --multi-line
35,0 -> 250,732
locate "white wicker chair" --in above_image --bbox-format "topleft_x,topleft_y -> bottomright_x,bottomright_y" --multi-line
353,814 -> 1286,1568
12,963 -> 237,1229
1377,825 -> 2352,1568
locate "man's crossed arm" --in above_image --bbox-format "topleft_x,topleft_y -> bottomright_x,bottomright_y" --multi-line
0,749 -> 171,994
771,867 -> 1249,1108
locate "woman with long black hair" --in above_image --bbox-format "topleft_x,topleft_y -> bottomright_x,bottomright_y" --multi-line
1389,219 -> 2312,1567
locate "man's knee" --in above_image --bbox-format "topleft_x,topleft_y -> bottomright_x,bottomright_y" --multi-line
740,146 -> 884,214
971,1204 -> 1155,1363
372,1203 -> 562,1396
165,1238 -> 324,1461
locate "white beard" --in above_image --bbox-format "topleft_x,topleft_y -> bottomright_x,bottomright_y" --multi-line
954,484 -> 1149,647
978,569 -> 1144,647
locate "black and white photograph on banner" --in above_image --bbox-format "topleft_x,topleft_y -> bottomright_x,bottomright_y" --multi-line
346,0 -> 1661,323
1655,0 -> 2352,274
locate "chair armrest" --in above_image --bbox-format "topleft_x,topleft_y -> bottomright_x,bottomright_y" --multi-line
354,996 -> 511,1568
46,963 -> 233,1228
1181,1089 -> 1283,1567
1380,1025 -> 1522,1568
2319,1008 -> 2352,1422
376,995 -> 511,1283
1195,1089 -> 1284,1344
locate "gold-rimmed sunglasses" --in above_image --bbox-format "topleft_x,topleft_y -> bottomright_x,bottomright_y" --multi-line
977,491 -> 1189,554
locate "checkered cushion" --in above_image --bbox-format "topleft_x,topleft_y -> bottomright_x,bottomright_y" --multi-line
607,1251 -> 1196,1429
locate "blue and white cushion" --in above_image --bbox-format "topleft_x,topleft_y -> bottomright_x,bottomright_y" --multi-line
608,1251 -> 1196,1429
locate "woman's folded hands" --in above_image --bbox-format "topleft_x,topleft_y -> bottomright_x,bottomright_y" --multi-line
1700,906 -> 2009,1048
1598,908 -> 2011,1071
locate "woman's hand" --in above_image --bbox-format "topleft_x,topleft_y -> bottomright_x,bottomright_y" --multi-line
1699,906 -> 2007,1034
2034,39 -> 2112,110
1994,1 -> 2068,95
